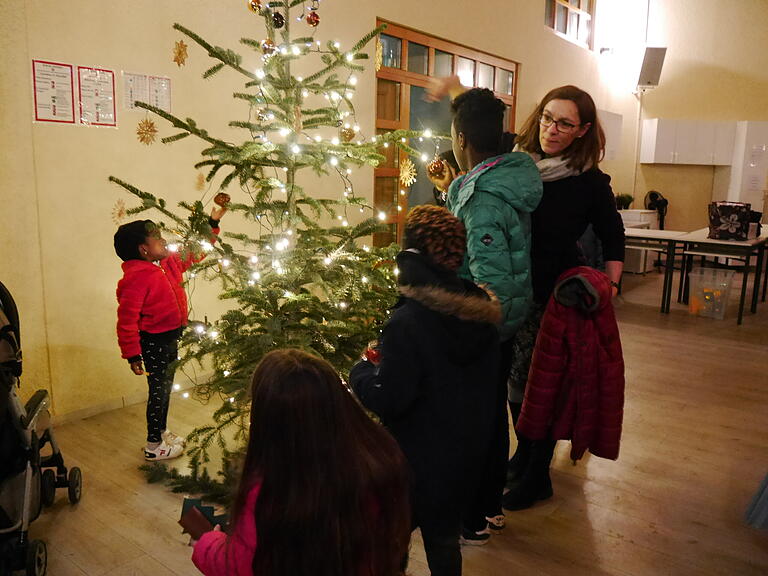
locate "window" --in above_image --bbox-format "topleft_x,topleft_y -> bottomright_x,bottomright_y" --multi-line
544,0 -> 594,49
374,20 -> 519,246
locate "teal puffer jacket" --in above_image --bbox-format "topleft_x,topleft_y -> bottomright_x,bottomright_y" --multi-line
447,152 -> 543,341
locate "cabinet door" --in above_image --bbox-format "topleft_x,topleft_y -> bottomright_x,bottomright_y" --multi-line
641,118 -> 677,163
674,120 -> 713,164
713,122 -> 736,165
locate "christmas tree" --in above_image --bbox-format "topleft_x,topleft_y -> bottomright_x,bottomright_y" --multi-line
112,0 -> 440,495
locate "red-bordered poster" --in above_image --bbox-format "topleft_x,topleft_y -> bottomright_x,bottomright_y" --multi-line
78,66 -> 117,127
32,60 -> 75,123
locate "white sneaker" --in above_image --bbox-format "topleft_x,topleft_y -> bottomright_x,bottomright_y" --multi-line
162,429 -> 186,446
485,514 -> 505,534
144,440 -> 184,461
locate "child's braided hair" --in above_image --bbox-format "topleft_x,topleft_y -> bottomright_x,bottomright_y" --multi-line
403,205 -> 466,272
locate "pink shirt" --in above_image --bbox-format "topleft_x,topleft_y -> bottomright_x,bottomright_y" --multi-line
192,482 -> 261,576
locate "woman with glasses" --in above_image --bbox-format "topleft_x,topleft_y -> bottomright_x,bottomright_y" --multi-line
504,85 -> 625,510
427,80 -> 625,511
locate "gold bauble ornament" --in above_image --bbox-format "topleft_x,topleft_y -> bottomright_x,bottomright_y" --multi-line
261,38 -> 276,56
427,158 -> 445,178
247,0 -> 262,13
340,127 -> 355,143
306,10 -> 320,27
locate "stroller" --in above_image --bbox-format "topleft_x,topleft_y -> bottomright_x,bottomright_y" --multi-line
0,281 -> 82,576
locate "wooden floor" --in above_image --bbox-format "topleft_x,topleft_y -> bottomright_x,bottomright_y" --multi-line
26,270 -> 768,575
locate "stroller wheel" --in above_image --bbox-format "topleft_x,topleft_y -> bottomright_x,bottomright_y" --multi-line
41,469 -> 56,507
25,539 -> 47,576
67,467 -> 82,504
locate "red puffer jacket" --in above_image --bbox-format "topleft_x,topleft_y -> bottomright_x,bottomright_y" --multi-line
516,266 -> 625,461
116,233 -> 217,359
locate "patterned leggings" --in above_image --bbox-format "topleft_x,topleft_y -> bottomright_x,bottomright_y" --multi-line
140,333 -> 179,443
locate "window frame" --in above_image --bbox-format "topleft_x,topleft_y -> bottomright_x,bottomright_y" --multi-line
373,19 -> 520,246
544,0 -> 596,50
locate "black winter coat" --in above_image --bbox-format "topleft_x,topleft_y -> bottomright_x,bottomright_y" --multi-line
350,250 -> 500,515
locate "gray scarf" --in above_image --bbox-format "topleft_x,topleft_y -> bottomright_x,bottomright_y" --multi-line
513,144 -> 586,182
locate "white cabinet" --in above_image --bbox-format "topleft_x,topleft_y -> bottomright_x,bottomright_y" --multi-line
725,121 -> 768,213
640,119 -> 735,165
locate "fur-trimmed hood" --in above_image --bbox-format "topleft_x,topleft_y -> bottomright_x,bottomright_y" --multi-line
398,284 -> 501,325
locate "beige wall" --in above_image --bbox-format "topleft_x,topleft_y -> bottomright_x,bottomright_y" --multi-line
2,0 -> 766,418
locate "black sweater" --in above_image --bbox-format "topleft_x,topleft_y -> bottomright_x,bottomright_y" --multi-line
531,168 -> 625,303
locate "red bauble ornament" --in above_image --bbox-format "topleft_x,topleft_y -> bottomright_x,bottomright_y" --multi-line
306,11 -> 320,27
261,38 -> 276,55
272,12 -> 285,29
247,0 -> 262,13
213,192 -> 231,207
427,158 -> 445,178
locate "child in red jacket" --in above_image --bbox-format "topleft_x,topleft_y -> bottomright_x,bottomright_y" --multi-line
113,196 -> 228,461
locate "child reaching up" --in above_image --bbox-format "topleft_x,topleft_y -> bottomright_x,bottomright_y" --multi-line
113,194 -> 228,461
191,349 -> 410,576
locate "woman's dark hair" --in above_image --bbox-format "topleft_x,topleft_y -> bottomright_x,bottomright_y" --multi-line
516,85 -> 605,171
451,88 -> 505,154
113,219 -> 155,261
231,349 -> 411,576
404,205 -> 466,272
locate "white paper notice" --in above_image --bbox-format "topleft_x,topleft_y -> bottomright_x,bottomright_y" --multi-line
78,66 -> 116,126
123,72 -> 149,109
32,60 -> 75,123
149,76 -> 172,113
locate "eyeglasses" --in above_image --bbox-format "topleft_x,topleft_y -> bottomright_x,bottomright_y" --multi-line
539,112 -> 580,134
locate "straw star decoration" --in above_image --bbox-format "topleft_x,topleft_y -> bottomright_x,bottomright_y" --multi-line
111,199 -> 127,225
195,172 -> 207,191
173,40 -> 189,67
136,118 -> 158,145
399,158 -> 417,187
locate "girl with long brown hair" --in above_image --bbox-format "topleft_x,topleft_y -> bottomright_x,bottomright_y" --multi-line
192,348 -> 411,576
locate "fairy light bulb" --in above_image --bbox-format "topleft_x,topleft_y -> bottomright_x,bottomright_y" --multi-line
424,129 -> 433,138
250,255 -> 259,264
314,135 -> 322,142
291,144 -> 301,154
195,325 -> 205,334
252,271 -> 261,280
167,243 -> 179,252
182,392 -> 190,399
342,220 -> 349,227
363,244 -> 370,252
279,128 -> 290,137
378,211 -> 386,221
292,46 -> 301,56
221,259 -> 230,267
209,330 -> 219,339
345,53 -> 353,62
331,137 -> 340,145
200,241 -> 213,252
421,153 -> 429,162
349,75 -> 358,85
255,69 -> 265,80
330,156 -> 339,166
173,383 -> 181,391
361,276 -> 368,283
223,370 -> 231,377
339,302 -> 348,309
334,41 -> 341,49
324,256 -> 332,265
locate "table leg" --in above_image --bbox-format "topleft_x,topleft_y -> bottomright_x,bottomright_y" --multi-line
752,245 -> 764,313
737,262 -> 749,325
662,240 -> 675,313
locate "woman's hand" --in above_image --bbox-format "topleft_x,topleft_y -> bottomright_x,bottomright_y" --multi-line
130,360 -> 144,375
424,75 -> 465,102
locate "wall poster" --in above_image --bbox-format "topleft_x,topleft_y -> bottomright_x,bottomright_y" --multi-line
78,66 -> 117,127
32,59 -> 75,123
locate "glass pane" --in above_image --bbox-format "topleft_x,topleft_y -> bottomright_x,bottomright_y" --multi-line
555,4 -> 567,33
457,57 -> 475,87
569,0 -> 579,6
376,129 -> 399,169
477,63 -> 494,90
434,50 -> 453,77
376,79 -> 400,122
545,0 -> 553,26
503,105 -> 511,132
408,84 -> 455,208
582,0 -> 592,11
407,42 -> 429,75
380,34 -> 401,69
569,12 -> 579,38
495,68 -> 514,95
578,15 -> 591,43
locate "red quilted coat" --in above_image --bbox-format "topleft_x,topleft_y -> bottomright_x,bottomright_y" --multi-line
516,266 -> 625,461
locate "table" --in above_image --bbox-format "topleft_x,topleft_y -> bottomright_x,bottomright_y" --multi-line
678,228 -> 767,325
624,228 -> 688,313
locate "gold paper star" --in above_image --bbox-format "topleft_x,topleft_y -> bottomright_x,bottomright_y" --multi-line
375,39 -> 383,72
173,40 -> 189,67
399,157 -> 417,187
112,199 -> 127,225
196,172 -> 207,191
136,118 -> 158,145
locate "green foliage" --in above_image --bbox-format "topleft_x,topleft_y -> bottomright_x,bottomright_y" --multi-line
112,4 -> 445,499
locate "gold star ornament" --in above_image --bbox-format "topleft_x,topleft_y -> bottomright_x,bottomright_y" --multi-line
136,118 -> 158,145
399,157 -> 417,187
173,40 -> 188,67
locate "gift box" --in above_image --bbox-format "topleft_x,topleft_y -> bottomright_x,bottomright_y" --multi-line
708,201 -> 751,241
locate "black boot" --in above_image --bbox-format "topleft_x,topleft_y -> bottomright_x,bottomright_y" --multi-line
502,437 -> 555,511
506,434 -> 530,488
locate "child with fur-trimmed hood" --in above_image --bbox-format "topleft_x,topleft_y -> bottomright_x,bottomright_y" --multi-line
350,205 -> 500,576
